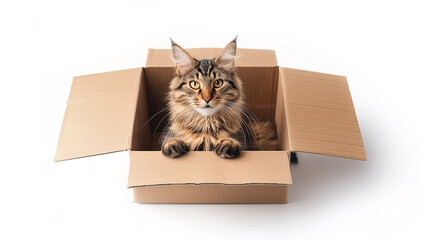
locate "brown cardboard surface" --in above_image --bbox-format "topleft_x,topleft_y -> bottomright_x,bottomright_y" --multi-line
236,67 -> 278,121
146,48 -> 277,67
275,66 -> 289,151
54,68 -> 143,161
130,68 -> 152,151
128,151 -> 292,187
133,185 -> 288,204
280,68 -> 366,160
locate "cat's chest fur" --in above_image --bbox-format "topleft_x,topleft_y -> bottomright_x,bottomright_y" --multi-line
171,114 -> 239,151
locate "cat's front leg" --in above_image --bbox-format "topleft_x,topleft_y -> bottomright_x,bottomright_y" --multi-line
214,138 -> 241,159
161,138 -> 189,158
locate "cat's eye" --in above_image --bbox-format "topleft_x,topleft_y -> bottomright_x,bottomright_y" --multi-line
189,81 -> 200,89
213,79 -> 224,88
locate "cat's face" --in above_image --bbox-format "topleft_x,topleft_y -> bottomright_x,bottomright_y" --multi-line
169,39 -> 243,117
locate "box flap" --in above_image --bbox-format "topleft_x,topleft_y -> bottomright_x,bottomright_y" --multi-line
280,68 -> 366,160
128,151 -> 292,188
55,68 -> 143,161
146,48 -> 277,67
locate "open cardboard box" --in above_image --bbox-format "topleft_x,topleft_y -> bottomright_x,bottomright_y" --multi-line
55,48 -> 366,203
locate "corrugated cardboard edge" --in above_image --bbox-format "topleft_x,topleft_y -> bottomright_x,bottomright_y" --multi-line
129,183 -> 289,188
296,151 -> 367,162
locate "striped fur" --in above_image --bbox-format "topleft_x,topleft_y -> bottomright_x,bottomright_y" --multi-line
161,38 -> 278,158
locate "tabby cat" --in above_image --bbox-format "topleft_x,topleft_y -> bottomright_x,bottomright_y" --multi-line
160,38 -> 278,159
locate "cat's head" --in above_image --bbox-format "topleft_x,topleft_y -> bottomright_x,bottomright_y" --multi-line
168,38 -> 243,117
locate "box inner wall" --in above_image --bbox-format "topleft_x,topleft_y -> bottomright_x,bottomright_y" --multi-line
131,66 -> 285,151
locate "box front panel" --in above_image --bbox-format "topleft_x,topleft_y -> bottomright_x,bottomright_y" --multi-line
128,151 -> 292,187
133,185 -> 288,204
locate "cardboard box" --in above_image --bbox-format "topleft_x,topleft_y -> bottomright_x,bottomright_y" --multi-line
55,48 -> 366,203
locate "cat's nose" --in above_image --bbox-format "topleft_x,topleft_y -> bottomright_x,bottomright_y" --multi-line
203,96 -> 213,103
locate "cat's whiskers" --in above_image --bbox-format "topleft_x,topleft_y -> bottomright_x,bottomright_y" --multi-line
221,107 -> 249,149
229,102 -> 256,119
225,101 -> 262,148
225,107 -> 251,149
224,106 -> 257,149
226,101 -> 260,126
151,110 -> 174,139
226,104 -> 259,146
134,105 -> 171,132
235,107 -> 261,149
159,104 -> 194,147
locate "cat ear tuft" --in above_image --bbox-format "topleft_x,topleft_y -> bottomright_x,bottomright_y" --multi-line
214,37 -> 238,71
171,39 -> 197,76
169,37 -> 177,46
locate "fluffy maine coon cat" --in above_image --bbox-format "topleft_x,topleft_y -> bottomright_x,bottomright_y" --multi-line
160,38 -> 278,159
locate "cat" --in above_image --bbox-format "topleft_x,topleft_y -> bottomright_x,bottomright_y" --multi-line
160,38 -> 278,159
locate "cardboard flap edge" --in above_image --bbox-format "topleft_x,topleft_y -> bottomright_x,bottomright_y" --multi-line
54,68 -> 144,161
280,67 -> 366,161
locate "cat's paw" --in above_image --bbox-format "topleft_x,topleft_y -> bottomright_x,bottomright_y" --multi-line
162,139 -> 189,158
214,138 -> 241,159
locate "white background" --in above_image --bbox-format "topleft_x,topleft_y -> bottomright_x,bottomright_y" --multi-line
1,0 -> 428,239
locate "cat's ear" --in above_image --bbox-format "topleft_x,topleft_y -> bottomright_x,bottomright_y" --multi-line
171,39 -> 197,76
214,37 -> 237,71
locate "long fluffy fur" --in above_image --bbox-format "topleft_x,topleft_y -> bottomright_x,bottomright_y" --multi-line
160,39 -> 278,158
